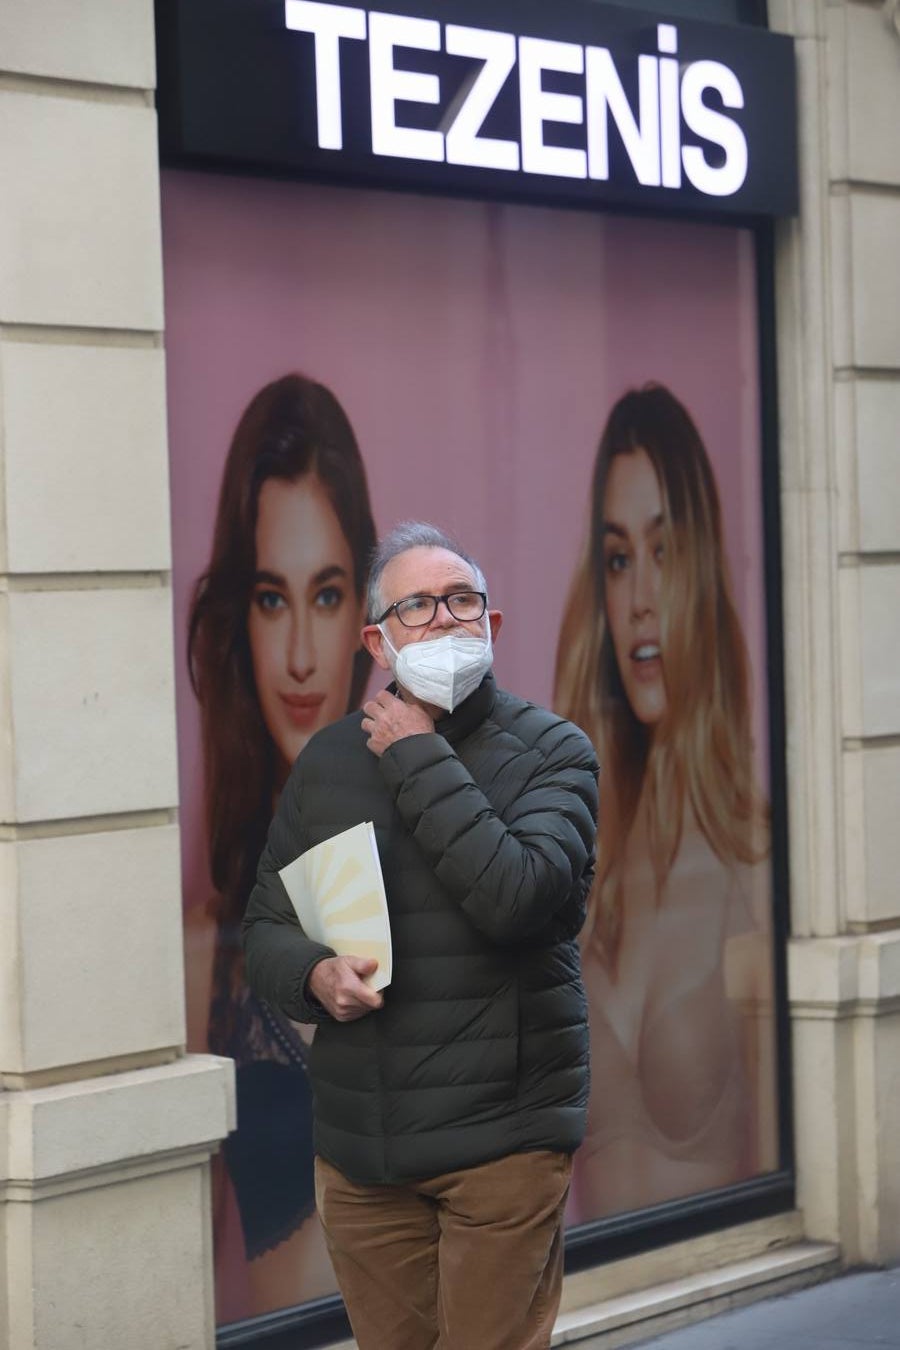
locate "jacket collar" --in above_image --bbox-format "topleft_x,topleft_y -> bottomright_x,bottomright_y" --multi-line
386,672 -> 497,746
435,671 -> 497,745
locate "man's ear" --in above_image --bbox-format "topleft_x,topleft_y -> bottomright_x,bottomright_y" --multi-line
488,609 -> 503,642
361,624 -> 392,671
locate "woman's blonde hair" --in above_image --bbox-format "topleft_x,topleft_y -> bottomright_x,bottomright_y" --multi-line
554,384 -> 768,969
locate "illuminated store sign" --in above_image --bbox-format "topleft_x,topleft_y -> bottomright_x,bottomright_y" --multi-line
156,0 -> 798,217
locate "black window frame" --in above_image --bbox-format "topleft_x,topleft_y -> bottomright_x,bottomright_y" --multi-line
154,3 -> 797,1346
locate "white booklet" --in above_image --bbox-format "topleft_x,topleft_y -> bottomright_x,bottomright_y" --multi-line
278,821 -> 392,991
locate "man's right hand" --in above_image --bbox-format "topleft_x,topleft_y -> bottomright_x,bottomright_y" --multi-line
307,956 -> 384,1022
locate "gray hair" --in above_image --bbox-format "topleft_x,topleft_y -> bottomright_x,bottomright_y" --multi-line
366,521 -> 488,622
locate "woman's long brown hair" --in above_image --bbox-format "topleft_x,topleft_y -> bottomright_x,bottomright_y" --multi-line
188,373 -> 376,1051
554,384 -> 769,971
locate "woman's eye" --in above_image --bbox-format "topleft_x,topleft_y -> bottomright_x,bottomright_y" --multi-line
605,551 -> 628,576
254,588 -> 286,614
314,585 -> 345,611
654,541 -> 665,565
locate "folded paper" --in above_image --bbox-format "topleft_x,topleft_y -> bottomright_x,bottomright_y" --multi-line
278,821 -> 392,991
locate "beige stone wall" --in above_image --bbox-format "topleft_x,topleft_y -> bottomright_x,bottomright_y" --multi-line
0,3 -> 232,1347
770,0 -> 900,1265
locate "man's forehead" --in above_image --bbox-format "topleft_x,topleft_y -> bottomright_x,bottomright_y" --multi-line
381,546 -> 477,600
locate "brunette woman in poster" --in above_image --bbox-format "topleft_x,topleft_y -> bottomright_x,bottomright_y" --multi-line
185,373 -> 376,1315
554,383 -> 776,1221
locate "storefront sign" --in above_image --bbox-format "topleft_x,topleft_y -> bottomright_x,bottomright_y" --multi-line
157,0 -> 797,218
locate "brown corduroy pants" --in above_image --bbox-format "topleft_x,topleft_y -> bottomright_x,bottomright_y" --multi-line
314,1149 -> 573,1350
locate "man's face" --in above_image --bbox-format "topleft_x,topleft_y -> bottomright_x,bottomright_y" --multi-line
362,546 -> 502,672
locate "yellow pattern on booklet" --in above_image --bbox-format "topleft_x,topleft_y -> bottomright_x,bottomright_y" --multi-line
278,822 -> 392,991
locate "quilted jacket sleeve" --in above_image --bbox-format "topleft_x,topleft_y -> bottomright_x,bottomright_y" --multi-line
241,760 -> 337,1024
378,716 -> 599,945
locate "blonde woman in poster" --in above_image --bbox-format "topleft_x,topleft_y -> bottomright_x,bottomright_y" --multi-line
185,373 -> 376,1314
555,383 -> 776,1221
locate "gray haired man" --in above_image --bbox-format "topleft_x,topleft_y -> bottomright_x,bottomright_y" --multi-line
243,522 -> 598,1350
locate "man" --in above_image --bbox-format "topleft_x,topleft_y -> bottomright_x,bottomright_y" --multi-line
243,521 -> 598,1350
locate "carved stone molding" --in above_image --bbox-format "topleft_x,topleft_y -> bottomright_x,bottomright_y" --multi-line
885,0 -> 900,43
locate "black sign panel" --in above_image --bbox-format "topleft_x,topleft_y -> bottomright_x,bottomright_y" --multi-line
156,0 -> 798,217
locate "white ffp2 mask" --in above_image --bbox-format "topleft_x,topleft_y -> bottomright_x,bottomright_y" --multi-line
379,628 -> 493,713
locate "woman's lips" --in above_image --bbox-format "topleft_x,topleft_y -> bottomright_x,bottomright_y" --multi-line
630,642 -> 662,682
280,692 -> 327,728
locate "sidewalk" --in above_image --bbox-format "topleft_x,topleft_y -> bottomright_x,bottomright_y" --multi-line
634,1268 -> 900,1349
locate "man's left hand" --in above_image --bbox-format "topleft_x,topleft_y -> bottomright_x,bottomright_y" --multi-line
362,690 -> 434,757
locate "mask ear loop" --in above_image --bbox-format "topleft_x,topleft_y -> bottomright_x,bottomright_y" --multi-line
377,626 -> 405,699
378,624 -> 401,662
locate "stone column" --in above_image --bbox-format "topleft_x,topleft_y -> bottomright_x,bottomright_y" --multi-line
770,0 -> 900,1266
0,3 -> 233,1346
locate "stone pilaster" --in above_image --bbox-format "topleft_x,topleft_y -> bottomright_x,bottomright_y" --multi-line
0,3 -> 233,1346
769,0 -> 900,1265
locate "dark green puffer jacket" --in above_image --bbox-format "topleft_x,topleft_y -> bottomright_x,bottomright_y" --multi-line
242,674 -> 599,1186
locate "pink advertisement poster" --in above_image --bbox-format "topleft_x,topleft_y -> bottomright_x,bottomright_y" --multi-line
162,168 -> 779,1328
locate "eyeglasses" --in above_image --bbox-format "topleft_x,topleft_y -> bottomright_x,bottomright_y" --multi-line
374,590 -> 487,629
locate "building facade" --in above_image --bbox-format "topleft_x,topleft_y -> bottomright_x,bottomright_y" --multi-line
0,1 -> 898,1346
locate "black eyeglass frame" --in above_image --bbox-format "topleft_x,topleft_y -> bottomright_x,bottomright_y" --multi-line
373,590 -> 488,629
